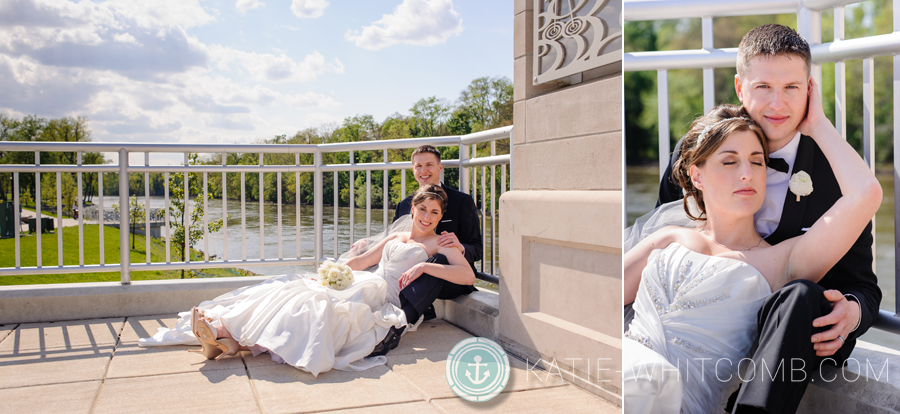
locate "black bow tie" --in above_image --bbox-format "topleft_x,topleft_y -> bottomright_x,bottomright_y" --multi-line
768,157 -> 790,174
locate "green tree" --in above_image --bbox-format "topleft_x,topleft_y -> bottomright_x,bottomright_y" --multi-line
457,76 -> 514,132
165,154 -> 226,278
409,96 -> 451,137
112,195 -> 146,249
40,172 -> 77,215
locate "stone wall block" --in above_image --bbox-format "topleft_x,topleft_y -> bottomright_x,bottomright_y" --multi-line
514,56 -> 559,103
515,0 -> 533,14
524,75 -> 623,142
513,101 -> 526,146
512,132 -> 621,191
514,10 -> 533,60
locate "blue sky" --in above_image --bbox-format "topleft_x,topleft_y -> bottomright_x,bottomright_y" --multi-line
0,0 -> 513,145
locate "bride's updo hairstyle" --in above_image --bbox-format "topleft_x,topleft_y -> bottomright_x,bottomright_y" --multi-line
672,104 -> 768,220
412,184 -> 448,214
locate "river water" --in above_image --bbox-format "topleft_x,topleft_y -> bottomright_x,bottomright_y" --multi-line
626,166 -> 899,349
97,196 -> 498,281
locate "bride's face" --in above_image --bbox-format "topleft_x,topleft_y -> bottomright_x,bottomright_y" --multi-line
411,198 -> 443,233
690,130 -> 767,218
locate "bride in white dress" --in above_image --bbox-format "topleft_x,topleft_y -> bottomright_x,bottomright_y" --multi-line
623,99 -> 881,413
139,184 -> 474,376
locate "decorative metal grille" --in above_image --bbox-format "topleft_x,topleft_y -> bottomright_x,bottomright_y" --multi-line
533,0 -> 622,85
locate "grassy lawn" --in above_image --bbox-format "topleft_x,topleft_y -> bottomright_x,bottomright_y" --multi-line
0,224 -> 252,285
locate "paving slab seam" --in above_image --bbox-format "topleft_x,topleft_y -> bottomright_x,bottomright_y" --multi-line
428,399 -> 451,414
566,380 -> 621,409
239,353 -> 267,413
0,324 -> 18,344
87,316 -> 128,414
388,357 -> 437,404
0,378 -> 104,391
302,399 -> 436,414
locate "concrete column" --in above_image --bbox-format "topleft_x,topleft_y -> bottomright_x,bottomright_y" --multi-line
502,0 -> 622,404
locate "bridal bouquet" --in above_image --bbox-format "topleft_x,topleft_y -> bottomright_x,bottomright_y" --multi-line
317,260 -> 354,291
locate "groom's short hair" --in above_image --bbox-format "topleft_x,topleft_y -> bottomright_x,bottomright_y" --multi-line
411,145 -> 442,162
737,24 -> 811,79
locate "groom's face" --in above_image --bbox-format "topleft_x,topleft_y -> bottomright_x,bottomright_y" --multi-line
412,153 -> 443,187
735,55 -> 809,152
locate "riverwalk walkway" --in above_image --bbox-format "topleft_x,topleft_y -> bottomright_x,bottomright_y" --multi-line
0,315 -> 618,413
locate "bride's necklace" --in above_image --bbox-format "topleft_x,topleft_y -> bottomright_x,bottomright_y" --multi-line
699,226 -> 764,252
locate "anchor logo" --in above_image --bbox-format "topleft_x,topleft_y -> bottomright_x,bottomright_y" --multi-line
446,337 -> 510,402
465,355 -> 491,385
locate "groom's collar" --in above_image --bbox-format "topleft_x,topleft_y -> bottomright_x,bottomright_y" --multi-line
768,132 -> 802,168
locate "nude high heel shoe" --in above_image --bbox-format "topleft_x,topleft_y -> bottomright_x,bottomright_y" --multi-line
188,307 -> 240,360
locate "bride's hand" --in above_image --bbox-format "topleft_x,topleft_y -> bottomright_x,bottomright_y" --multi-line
350,239 -> 368,254
797,77 -> 830,138
399,263 -> 426,289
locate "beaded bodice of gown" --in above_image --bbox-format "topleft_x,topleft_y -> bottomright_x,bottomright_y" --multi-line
625,243 -> 772,414
376,238 -> 430,307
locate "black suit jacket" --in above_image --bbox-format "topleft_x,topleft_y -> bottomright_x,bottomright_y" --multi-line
658,134 -> 882,359
393,182 -> 483,270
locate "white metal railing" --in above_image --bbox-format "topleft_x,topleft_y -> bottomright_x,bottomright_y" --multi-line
0,126 -> 512,286
624,0 -> 900,331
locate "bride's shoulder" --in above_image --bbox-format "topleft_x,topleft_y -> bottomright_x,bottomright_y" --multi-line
643,226 -> 705,251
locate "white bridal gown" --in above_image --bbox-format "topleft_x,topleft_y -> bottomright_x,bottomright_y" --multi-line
624,243 -> 772,414
139,238 -> 427,376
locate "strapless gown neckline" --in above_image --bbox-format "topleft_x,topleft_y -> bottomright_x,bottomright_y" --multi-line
624,242 -> 772,414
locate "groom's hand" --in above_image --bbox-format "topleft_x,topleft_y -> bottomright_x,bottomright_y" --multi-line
811,289 -> 860,357
438,231 -> 465,254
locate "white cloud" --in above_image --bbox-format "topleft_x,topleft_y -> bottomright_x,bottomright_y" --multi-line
290,0 -> 328,19
0,1 -> 209,79
113,32 -> 139,45
104,0 -> 215,29
0,0 -> 345,145
345,0 -> 463,51
209,45 -> 343,83
236,0 -> 265,14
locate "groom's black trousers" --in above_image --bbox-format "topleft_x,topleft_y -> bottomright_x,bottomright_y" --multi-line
398,254 -> 476,324
732,279 -> 845,414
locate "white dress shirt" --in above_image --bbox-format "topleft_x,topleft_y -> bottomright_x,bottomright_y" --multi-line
754,132 -> 802,238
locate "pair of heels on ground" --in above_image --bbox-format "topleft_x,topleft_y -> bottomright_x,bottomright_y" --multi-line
189,307 -> 241,361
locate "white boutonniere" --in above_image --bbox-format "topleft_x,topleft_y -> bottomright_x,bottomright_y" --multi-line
789,171 -> 813,202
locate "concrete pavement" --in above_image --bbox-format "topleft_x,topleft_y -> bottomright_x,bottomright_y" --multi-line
0,316 -> 620,413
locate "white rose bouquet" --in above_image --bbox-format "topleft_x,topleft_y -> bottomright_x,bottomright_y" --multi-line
317,260 -> 354,291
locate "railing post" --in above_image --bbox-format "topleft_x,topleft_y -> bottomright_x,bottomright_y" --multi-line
35,151 -> 41,267
460,141 -> 469,194
835,6 -> 847,140
184,153 -> 190,267
797,7 -> 822,90
863,57 -> 876,271
701,17 -> 714,113
77,151 -> 84,266
119,148 -> 130,284
657,69 -> 670,180
314,150 -> 323,265
349,150 -> 355,245
383,149 -> 388,230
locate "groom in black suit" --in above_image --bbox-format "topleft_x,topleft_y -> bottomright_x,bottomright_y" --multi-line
368,145 -> 481,356
654,25 -> 881,413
